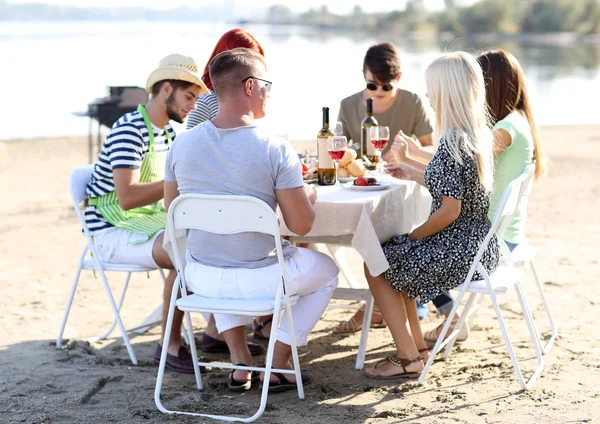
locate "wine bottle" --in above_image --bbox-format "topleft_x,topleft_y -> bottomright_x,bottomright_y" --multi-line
317,107 -> 336,186
361,97 -> 379,168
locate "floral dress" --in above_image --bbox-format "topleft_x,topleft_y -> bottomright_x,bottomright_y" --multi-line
381,132 -> 499,303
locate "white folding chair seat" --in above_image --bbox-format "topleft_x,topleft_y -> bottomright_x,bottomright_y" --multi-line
56,165 -> 167,365
456,265 -> 523,294
82,258 -> 157,272
418,169 -> 545,391
155,194 -> 306,423
177,294 -> 299,315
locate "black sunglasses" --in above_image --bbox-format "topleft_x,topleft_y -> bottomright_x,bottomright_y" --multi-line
242,76 -> 272,92
366,82 -> 394,92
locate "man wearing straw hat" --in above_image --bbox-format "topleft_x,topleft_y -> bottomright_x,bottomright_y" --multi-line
84,54 -> 208,373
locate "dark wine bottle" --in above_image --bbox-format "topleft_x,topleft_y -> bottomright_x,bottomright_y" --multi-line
361,97 -> 379,168
317,107 -> 336,186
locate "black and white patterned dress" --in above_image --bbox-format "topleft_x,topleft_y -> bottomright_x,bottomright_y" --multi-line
381,132 -> 499,303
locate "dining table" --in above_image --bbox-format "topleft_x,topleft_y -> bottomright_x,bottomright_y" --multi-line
280,175 -> 432,286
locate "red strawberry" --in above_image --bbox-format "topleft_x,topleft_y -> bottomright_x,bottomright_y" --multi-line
301,163 -> 309,176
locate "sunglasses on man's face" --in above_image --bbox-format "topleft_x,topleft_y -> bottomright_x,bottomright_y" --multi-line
366,82 -> 394,92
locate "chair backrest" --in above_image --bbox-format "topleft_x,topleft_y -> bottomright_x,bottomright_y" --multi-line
69,165 -> 99,255
166,194 -> 288,297
461,171 -> 529,285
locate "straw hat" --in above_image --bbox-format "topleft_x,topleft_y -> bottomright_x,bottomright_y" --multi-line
145,53 -> 209,94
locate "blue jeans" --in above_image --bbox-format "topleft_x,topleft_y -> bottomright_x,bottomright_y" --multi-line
432,240 -> 518,315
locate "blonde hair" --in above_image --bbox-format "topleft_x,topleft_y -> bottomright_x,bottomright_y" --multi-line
425,51 -> 494,191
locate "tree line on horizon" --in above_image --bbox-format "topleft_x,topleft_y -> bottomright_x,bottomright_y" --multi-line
1,0 -> 598,35
267,0 -> 600,36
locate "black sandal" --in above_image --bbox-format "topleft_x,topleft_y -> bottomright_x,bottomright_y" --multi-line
253,316 -> 273,340
228,363 -> 259,392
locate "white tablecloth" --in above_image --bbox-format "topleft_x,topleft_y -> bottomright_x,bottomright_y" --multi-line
280,176 -> 432,276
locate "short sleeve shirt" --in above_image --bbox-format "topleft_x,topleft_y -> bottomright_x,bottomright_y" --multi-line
165,121 -> 303,268
337,89 -> 433,155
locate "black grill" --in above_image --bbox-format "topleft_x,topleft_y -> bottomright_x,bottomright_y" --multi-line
76,86 -> 148,163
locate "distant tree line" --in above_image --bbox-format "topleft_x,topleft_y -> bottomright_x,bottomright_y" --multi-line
1,0 -> 598,35
267,0 -> 600,35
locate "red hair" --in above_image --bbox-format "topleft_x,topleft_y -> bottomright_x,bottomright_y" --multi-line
201,29 -> 265,91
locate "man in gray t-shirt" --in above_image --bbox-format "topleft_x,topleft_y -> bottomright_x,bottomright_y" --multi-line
165,123 -> 301,268
164,47 -> 339,392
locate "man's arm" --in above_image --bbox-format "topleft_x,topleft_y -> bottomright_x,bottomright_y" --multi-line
113,169 -> 164,211
276,186 -> 315,236
417,133 -> 434,151
164,181 -> 180,212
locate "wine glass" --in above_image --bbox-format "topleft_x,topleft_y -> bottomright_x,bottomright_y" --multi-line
334,121 -> 344,136
327,135 -> 348,183
369,126 -> 390,174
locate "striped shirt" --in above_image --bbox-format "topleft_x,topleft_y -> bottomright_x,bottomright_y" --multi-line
186,91 -> 218,129
84,110 -> 175,234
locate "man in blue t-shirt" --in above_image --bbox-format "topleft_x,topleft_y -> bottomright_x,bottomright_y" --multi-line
165,48 -> 339,392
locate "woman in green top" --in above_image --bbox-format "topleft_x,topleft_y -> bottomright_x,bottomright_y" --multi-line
418,49 -> 549,343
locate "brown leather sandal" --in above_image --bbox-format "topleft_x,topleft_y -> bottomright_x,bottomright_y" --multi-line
334,305 -> 386,334
365,354 -> 424,380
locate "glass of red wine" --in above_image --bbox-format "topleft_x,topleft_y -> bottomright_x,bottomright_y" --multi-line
327,135 -> 348,184
370,126 -> 390,174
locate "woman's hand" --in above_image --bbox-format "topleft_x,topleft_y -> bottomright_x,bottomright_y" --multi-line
384,162 -> 415,181
387,134 -> 409,163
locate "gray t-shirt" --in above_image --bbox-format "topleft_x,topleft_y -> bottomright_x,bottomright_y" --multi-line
165,121 -> 303,269
337,89 -> 434,156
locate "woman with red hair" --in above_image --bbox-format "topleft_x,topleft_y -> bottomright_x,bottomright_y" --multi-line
186,28 -> 265,129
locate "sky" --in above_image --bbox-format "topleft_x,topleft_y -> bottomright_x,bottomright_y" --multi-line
7,0 -> 477,14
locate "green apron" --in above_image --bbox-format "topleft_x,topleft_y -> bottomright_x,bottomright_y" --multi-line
90,104 -> 170,245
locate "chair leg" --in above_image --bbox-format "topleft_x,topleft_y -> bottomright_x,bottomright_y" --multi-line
57,248 -> 88,348
490,281 -> 544,390
283,296 -> 305,400
184,310 -> 202,390
355,294 -> 373,370
417,285 -> 470,386
442,292 -> 478,359
91,272 -> 132,342
96,267 -> 138,365
155,280 -> 183,413
530,260 -> 557,353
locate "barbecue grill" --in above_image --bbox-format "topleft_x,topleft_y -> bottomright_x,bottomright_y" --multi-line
75,86 -> 148,163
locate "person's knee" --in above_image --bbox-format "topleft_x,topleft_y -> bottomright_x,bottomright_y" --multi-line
152,233 -> 174,269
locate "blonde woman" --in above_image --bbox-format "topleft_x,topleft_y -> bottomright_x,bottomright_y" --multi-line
364,52 -> 499,379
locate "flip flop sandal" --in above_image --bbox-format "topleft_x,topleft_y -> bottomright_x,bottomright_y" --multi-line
260,371 -> 312,393
364,354 -> 423,380
228,364 -> 260,392
253,317 -> 273,340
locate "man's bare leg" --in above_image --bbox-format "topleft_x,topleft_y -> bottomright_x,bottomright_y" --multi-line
152,232 -> 185,356
221,326 -> 252,382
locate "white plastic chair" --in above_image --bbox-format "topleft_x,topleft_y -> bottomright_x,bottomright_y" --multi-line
56,165 -> 167,365
155,194 -> 304,423
510,163 -> 557,354
417,170 -> 544,390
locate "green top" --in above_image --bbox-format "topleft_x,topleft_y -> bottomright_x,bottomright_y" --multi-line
488,111 -> 534,244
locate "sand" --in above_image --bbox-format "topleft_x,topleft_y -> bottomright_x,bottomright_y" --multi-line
0,125 -> 599,423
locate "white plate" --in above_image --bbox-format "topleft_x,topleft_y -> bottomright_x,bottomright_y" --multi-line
338,177 -> 356,183
343,181 -> 392,191
303,178 -> 317,184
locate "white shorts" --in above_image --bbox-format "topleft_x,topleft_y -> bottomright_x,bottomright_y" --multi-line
92,227 -> 162,269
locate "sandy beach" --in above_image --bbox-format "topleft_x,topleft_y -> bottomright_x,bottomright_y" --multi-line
1,125 -> 599,423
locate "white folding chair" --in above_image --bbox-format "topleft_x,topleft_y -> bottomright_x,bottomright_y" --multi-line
418,171 -> 544,390
510,163 -> 557,354
155,194 -> 304,423
56,165 -> 167,365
